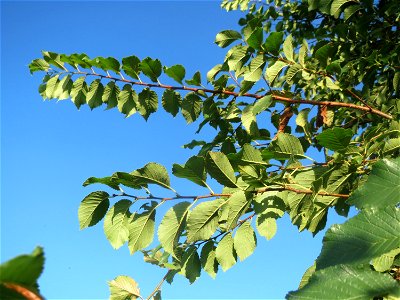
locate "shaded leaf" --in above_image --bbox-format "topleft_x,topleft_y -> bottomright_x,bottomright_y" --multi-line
181,93 -> 202,124
164,65 -> 185,84
140,57 -> 162,82
138,88 -> 158,120
263,32 -> 284,55
118,84 -> 138,117
78,191 -> 109,230
162,89 -> 182,117
200,241 -> 218,279
87,79 -> 104,109
172,156 -> 207,187
122,55 -> 141,79
215,30 -> 242,48
316,128 -> 353,151
180,247 -> 201,284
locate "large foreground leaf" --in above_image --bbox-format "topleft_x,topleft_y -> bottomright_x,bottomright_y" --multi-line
286,264 -> 400,299
316,207 -> 400,269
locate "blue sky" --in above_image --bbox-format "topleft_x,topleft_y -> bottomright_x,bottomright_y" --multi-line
1,1 -> 352,299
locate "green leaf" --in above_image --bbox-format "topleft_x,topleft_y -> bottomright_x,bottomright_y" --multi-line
164,64 -> 185,84
220,191 -> 250,230
118,84 -> 138,117
70,76 -> 88,109
104,200 -> 132,249
185,71 -> 202,86
87,79 -> 104,109
181,93 -> 202,124
200,241 -> 218,279
207,64 -> 223,82
383,138 -> 400,155
286,63 -> 302,84
298,262 -> 316,289
205,152 -> 237,188
266,60 -> 289,83
215,233 -> 237,271
78,191 -> 110,230
226,45 -> 249,73
138,88 -> 158,120
287,264 -> 400,300
299,40 -> 309,66
316,128 -> 353,151
180,247 -> 201,283
187,198 -> 226,242
263,32 -> 284,56
316,207 -> 400,269
158,201 -> 191,257
283,34 -> 294,61
128,202 -> 157,254
108,275 -> 141,300
246,27 -> 263,50
162,89 -> 182,117
263,133 -> 305,160
347,158 -> 400,209
29,58 -> 50,74
256,216 -> 277,240
372,248 -> 400,272
215,30 -> 242,48
253,95 -> 273,114
330,0 -> 352,17
122,55 -> 141,79
172,156 -> 207,187
243,54 -> 266,82
83,176 -> 120,190
241,144 -> 264,164
42,51 -> 65,70
234,221 -> 257,261
45,75 -> 59,99
53,74 -> 73,100
102,81 -> 120,109
0,247 -> 44,289
130,162 -> 172,191
344,4 -> 362,21
140,57 -> 162,82
241,104 -> 259,136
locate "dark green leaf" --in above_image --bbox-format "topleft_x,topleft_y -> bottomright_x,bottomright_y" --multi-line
316,128 -> 353,151
180,247 -> 201,284
78,191 -> 110,229
138,88 -> 158,120
185,71 -> 202,86
103,81 -> 120,109
70,76 -> 88,109
164,65 -> 185,84
162,89 -> 182,117
172,156 -> 207,187
87,79 -> 104,109
263,32 -> 284,55
122,55 -> 141,79
205,152 -> 237,188
83,176 -> 120,190
181,93 -> 202,124
215,30 -> 242,48
200,241 -> 218,279
118,84 -> 138,117
140,57 -> 162,82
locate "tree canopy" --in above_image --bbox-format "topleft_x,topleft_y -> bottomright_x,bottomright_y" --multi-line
28,0 -> 399,299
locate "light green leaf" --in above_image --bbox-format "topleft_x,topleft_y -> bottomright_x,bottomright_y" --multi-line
296,108 -> 312,139
263,32 -> 284,55
241,104 -> 259,136
299,40 -> 309,66
316,207 -> 400,269
83,176 -> 120,190
253,95 -> 273,114
287,264 -> 400,300
241,144 -> 264,164
325,78 -> 340,90
263,133 -> 305,160
200,241 -> 218,279
316,128 -> 353,151
180,247 -> 201,284
256,216 -> 277,240
172,156 -> 207,187
215,30 -> 242,48
118,84 -> 138,117
70,76 -> 88,109
103,81 -> 120,109
104,200 -> 132,249
181,93 -> 202,124
130,162 -> 172,191
215,233 -> 237,271
234,221 -> 257,261
283,34 -> 294,61
157,201 -> 191,257
220,191 -> 250,230
108,275 -> 141,300
140,57 -> 162,82
53,74 -> 73,100
45,75 -> 59,99
162,89 -> 182,117
331,0 -> 352,17
243,54 -> 265,82
226,45 -> 249,72
29,58 -> 50,74
187,198 -> 226,242
347,158 -> 400,209
383,138 -> 400,155
266,60 -> 289,83
205,152 -> 237,188
138,88 -> 158,120
122,55 -> 141,79
164,64 -> 185,84
78,191 -> 109,230
87,79 -> 104,109
372,248 -> 400,272
298,262 -> 316,289
286,63 -> 302,84
207,64 -> 223,82
128,202 -> 157,254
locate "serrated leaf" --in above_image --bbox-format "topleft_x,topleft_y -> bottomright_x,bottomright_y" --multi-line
83,176 -> 120,190
128,202 -> 157,254
298,262 -> 316,289
383,138 -> 400,155
87,79 -> 104,109
253,95 -> 273,114
138,88 -> 158,120
187,198 -> 226,242
29,58 -> 50,74
299,40 -> 309,66
221,191 -> 250,230
215,233 -> 236,271
78,191 -> 110,229
256,215 -> 277,240
316,207 -> 400,269
158,202 -> 191,257
344,4 -> 362,21
140,57 -> 162,82
215,30 -> 242,48
241,104 -> 259,136
347,158 -> 400,209
266,60 -> 289,83
316,128 -> 353,151
108,275 -> 141,300
164,65 -> 185,84
70,76 -> 88,109
241,144 -> 264,164
226,45 -> 249,72
130,162 -> 172,190
372,248 -> 400,272
286,64 -> 302,84
265,133 -> 305,159
172,156 -> 207,187
104,200 -> 132,249
205,152 -> 237,188
181,93 -> 202,124
53,74 -> 73,100
263,32 -> 284,55
200,241 -> 218,279
234,221 -> 257,261
122,55 -> 141,79
162,89 -> 182,117
118,84 -> 138,117
243,54 -> 265,82
283,34 -> 294,61
287,264 -> 400,300
179,247 -> 201,284
103,81 -> 120,109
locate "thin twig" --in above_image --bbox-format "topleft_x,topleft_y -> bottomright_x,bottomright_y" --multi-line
146,270 -> 172,300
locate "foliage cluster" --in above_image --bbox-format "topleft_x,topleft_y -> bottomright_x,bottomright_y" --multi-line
29,0 -> 399,298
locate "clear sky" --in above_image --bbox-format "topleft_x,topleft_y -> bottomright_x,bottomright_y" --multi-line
1,1 -> 352,299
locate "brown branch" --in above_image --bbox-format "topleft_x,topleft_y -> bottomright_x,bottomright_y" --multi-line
61,70 -> 393,120
3,283 -> 43,300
